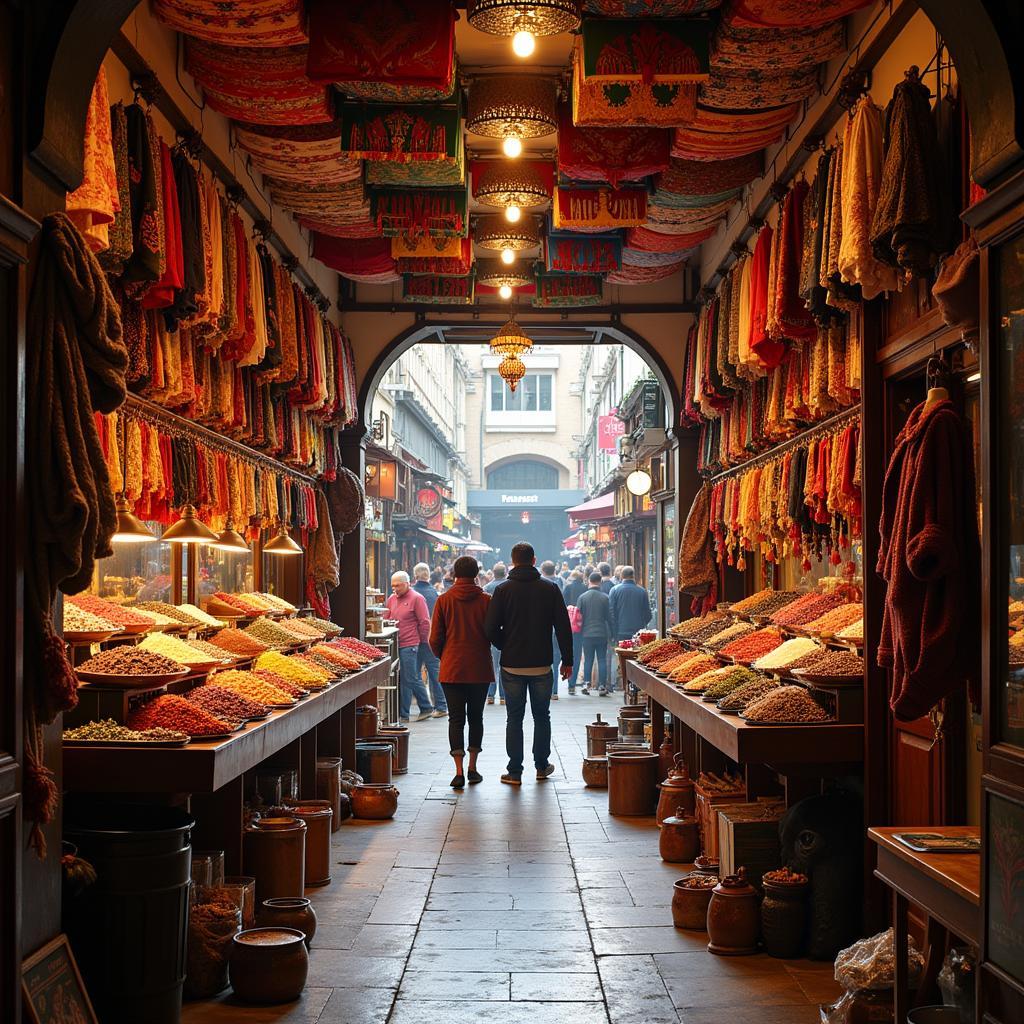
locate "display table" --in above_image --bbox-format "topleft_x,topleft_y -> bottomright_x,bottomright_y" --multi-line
869,826 -> 980,1022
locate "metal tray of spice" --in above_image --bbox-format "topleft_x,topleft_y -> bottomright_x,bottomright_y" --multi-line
76,668 -> 190,689
63,629 -> 118,644
63,737 -> 190,748
738,714 -> 835,726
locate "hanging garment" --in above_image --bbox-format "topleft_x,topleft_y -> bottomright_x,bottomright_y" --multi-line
679,482 -> 717,614
141,141 -> 184,311
99,102 -> 133,274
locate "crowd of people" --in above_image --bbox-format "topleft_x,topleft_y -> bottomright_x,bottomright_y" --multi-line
385,546 -> 653,789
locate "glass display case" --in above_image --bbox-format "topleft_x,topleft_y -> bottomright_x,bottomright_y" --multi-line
89,523 -> 174,605
197,545 -> 253,605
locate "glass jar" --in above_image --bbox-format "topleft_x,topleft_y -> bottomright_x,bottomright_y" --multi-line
219,876 -> 257,929
185,889 -> 242,998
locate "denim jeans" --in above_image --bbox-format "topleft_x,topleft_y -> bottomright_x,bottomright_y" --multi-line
487,647 -> 504,700
398,645 -> 434,719
419,642 -> 446,711
501,669 -> 552,776
568,633 -> 583,689
550,630 -> 561,696
441,682 -> 489,756
582,637 -> 609,689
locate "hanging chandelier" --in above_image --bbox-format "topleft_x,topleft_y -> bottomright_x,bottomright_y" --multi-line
474,161 -> 552,222
489,315 -> 534,358
467,1 -> 582,40
466,76 -> 558,156
475,213 -> 541,267
498,352 -> 527,392
477,259 -> 533,299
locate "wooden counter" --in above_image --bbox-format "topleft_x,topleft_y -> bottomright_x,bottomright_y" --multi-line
626,660 -> 863,767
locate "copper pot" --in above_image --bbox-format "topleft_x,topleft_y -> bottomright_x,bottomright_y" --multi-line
658,732 -> 675,782
285,802 -> 333,887
355,742 -> 393,785
377,726 -> 409,775
607,749 -> 660,817
660,810 -> 701,863
243,817 -> 306,904
257,898 -> 318,949
228,927 -> 308,1004
581,755 -> 608,788
657,767 -> 696,826
355,704 -> 379,739
350,783 -> 399,820
585,713 -> 618,757
707,869 -> 760,956
672,875 -> 718,930
315,757 -> 343,833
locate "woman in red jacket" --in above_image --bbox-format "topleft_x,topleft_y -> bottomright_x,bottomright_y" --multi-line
429,556 -> 494,789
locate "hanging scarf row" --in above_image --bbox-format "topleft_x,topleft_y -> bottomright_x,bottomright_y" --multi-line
707,414 -> 862,574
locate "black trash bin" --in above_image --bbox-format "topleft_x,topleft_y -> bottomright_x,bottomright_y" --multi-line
64,802 -> 194,1024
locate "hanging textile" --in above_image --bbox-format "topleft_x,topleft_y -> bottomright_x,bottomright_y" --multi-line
545,230 -> 623,274
306,0 -> 456,99
25,213 -> 129,848
700,66 -> 820,109
712,16 -> 844,70
306,488 -> 339,618
311,234 -> 398,281
233,120 -> 361,185
578,18 -> 712,83
622,246 -> 690,267
141,140 -> 184,311
402,273 -> 475,304
678,482 -> 717,615
672,103 -> 795,160
771,179 -> 816,342
120,105 -> 162,287
340,93 -> 461,163
394,237 -> 473,276
265,178 -> 369,225
184,39 -> 333,125
298,216 -> 380,238
366,123 -> 465,185
153,0 -> 308,46
655,152 -> 761,203
606,260 -> 684,284
553,186 -> 648,229
626,223 -> 716,252
584,1 -> 721,13
370,186 -> 468,241
557,107 -> 671,187
532,270 -> 604,307
724,0 -> 872,29
98,102 -> 133,275
66,67 -> 119,253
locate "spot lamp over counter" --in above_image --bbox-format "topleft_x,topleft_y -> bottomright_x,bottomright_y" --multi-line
211,519 -> 251,553
263,519 -> 303,556
162,503 -> 219,545
466,75 -> 558,163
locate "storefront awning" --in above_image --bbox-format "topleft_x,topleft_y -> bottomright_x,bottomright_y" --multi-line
561,531 -> 580,548
418,527 -> 470,548
464,541 -> 494,553
566,493 -> 615,524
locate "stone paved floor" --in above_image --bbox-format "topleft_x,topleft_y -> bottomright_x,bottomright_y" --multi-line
183,694 -> 841,1023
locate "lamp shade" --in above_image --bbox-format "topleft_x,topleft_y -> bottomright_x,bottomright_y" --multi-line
211,521 -> 251,553
111,496 -> 157,544
626,468 -> 653,496
476,259 -> 533,290
263,521 -> 304,556
475,213 -> 541,251
473,160 -> 553,209
467,0 -> 581,37
466,75 -> 558,140
498,352 -> 527,392
489,316 -> 534,357
162,503 -> 219,544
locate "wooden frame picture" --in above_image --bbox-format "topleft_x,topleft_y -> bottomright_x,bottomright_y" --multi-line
21,935 -> 97,1024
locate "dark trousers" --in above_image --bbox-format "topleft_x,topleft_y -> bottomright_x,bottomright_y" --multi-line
502,669 -> 552,775
440,682 -> 490,757
568,633 -> 583,689
582,637 -> 609,688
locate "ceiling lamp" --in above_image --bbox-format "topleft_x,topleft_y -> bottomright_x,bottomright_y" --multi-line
477,260 -> 533,291
490,315 -> 534,358
498,352 -> 527,392
467,2 -> 582,53
211,519 -> 251,553
466,76 -> 558,157
474,161 -> 552,218
162,503 -> 219,545
475,213 -> 541,258
263,519 -> 304,556
112,495 -> 157,544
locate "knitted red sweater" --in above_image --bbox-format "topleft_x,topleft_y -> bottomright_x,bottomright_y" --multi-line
876,399 -> 980,721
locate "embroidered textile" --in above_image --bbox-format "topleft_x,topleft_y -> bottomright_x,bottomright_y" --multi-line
699,66 -> 820,109
606,260 -> 684,283
265,179 -> 369,224
234,120 -> 360,185
298,217 -> 380,238
557,107 -> 671,187
402,273 -> 475,304
395,238 -> 473,276
553,186 -> 648,229
341,94 -> 461,163
584,1 -> 721,13
712,17 -> 844,70
656,152 -> 762,197
99,102 -> 133,274
626,224 -> 715,252
120,105 -> 162,287
725,0 -> 871,29
367,123 -> 465,185
532,271 -> 604,307
622,246 -> 690,266
153,0 -> 307,46
370,187 -> 468,241
579,18 -> 711,83
545,230 -> 623,274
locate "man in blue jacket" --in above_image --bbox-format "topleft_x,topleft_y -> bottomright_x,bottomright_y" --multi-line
578,572 -> 614,696
608,566 -> 653,693
413,563 -> 447,716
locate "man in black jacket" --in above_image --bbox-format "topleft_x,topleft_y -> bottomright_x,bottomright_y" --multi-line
485,542 -> 573,785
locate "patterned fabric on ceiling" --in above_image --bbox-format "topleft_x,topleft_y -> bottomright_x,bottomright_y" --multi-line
557,107 -> 671,187
545,230 -> 623,274
533,270 -> 604,307
311,234 -> 398,280
402,272 -> 475,304
553,186 -> 648,229
340,94 -> 461,163
724,0 -> 872,30
233,121 -> 361,185
583,0 -> 721,13
153,0 -> 308,47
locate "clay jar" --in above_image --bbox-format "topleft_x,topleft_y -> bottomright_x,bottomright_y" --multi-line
760,875 -> 809,959
315,757 -> 343,833
355,704 -> 379,739
707,869 -> 760,956
228,927 -> 308,1004
285,802 -> 333,887
656,755 -> 695,823
607,749 -> 660,816
660,810 -> 700,864
243,816 -> 306,905
350,783 -> 399,820
581,756 -> 608,788
257,898 -> 318,948
586,713 -> 618,757
672,874 -> 718,930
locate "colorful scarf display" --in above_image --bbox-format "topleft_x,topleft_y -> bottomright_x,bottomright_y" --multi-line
370,186 -> 468,242
233,120 -> 361,185
545,230 -> 623,274
184,39 -> 333,125
532,270 -> 604,307
402,273 -> 475,304
340,93 -> 461,163
553,186 -> 648,229
557,107 -> 671,187
153,0 -> 307,47
395,237 -> 473,276
306,0 -> 456,97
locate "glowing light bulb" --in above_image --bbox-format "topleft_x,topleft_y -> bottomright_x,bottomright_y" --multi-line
512,30 -> 535,58
501,248 -> 516,265
505,204 -> 521,223
499,284 -> 513,300
502,136 -> 522,158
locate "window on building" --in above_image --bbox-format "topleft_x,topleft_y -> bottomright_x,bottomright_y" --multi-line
489,373 -> 553,412
487,460 -> 560,490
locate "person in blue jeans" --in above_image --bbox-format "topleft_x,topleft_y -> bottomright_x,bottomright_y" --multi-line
483,563 -> 507,704
540,560 -> 565,697
561,570 -> 587,694
386,571 -> 435,722
484,543 -> 573,785
412,563 -> 447,716
578,571 -> 613,695
608,566 -> 653,693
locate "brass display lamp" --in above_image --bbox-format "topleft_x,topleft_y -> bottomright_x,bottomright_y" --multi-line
263,519 -> 303,556
162,503 -> 219,545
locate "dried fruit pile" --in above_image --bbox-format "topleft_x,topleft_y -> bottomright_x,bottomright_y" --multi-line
177,603 -> 229,627
670,613 -> 727,639
77,646 -> 183,675
276,618 -> 324,640
763,868 -> 807,885
63,719 -> 188,743
719,628 -> 784,662
835,618 -> 864,644
668,653 -> 720,684
685,616 -> 735,644
742,685 -> 829,722
252,669 -> 309,698
129,694 -> 233,735
303,616 -> 343,637
311,644 -> 361,671
646,640 -> 685,668
332,637 -> 385,661
187,684 -> 268,720
751,637 -> 822,671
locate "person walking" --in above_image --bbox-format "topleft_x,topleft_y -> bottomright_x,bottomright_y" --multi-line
429,556 -> 493,790
608,566 -> 653,693
598,562 -> 615,594
412,563 -> 448,718
539,560 -> 565,699
484,543 -> 572,785
561,569 -> 587,694
484,563 -> 507,705
578,571 -> 613,696
386,571 -> 435,721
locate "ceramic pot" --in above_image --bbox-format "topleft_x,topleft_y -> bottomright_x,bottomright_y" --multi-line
607,749 -> 660,816
585,714 -> 618,757
707,870 -> 760,955
662,755 -> 696,816
660,811 -> 700,863
355,742 -> 393,784
581,756 -> 608,788
355,704 -> 379,739
228,928 -> 308,1004
760,877 -> 808,959
377,726 -> 410,775
285,802 -> 333,887
350,783 -> 399,820
257,898 -> 318,948
657,733 -> 675,782
671,875 -> 718,930
242,817 -> 306,904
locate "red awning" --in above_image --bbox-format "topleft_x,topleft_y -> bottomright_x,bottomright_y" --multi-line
566,493 -> 615,525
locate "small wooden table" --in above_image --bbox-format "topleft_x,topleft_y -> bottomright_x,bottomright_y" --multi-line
869,826 -> 980,1023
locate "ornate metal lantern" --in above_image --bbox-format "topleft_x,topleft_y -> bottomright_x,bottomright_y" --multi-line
489,315 -> 534,358
466,75 -> 559,142
498,352 -> 527,392
467,0 -> 581,38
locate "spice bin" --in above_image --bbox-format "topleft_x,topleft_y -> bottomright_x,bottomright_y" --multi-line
228,928 -> 309,1004
760,869 -> 809,958
707,869 -> 761,956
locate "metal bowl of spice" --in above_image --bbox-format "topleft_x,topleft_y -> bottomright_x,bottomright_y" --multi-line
75,647 -> 189,689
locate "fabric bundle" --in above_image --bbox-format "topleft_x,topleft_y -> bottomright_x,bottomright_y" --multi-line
699,65 -> 820,109
185,39 -> 333,125
553,186 -> 648,230
606,259 -> 685,284
724,0 -> 872,29
153,0 -> 307,46
712,16 -> 845,70
233,120 -> 361,185
672,102 -> 796,160
627,223 -> 716,252
265,178 -> 369,224
557,107 -> 671,187
395,237 -> 473,276
621,246 -> 691,267
678,482 -> 717,615
312,234 -> 399,282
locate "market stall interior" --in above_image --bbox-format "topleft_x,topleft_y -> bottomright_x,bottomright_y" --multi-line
4,0 -> 1024,1022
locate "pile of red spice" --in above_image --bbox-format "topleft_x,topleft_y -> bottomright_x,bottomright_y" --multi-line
67,594 -> 155,627
331,637 -> 383,661
769,591 -> 845,627
186,684 -> 268,720
128,694 -> 232,736
719,628 -> 785,662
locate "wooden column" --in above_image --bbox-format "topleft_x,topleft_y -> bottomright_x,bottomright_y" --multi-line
330,428 -> 367,637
